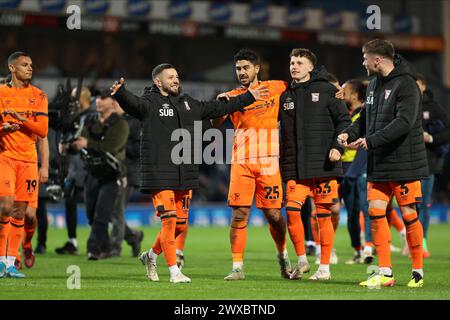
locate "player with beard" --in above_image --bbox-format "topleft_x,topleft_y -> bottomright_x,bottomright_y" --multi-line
213,49 -> 292,281
111,63 -> 269,283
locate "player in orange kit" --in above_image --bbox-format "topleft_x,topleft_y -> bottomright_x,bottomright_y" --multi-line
213,49 -> 292,280
0,52 -> 48,278
15,136 -> 49,270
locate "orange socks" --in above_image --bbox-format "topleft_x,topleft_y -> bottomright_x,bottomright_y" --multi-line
0,216 -> 11,256
266,213 -> 287,254
369,207 -> 391,268
7,217 -> 24,260
286,202 -> 305,256
230,218 -> 248,263
331,204 -> 340,231
159,214 -> 177,267
151,231 -> 163,255
175,218 -> 188,251
403,212 -> 423,269
22,216 -> 36,250
388,208 -> 405,232
316,205 -> 334,264
310,209 -> 320,246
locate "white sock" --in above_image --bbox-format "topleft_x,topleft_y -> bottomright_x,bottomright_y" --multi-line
278,250 -> 288,259
364,245 -> 373,255
69,238 -> 78,247
297,254 -> 308,264
6,256 -> 15,268
400,228 -> 406,238
169,265 -> 180,278
0,256 -> 6,264
232,262 -> 243,270
318,264 -> 330,273
147,249 -> 158,262
379,267 -> 393,276
412,269 -> 424,277
306,241 -> 315,247
315,246 -> 321,255
176,249 -> 183,255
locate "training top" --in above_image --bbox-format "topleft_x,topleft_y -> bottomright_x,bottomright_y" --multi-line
0,84 -> 48,163
226,80 -> 287,162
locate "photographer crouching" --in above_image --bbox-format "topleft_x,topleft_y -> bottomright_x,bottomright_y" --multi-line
70,89 -> 129,260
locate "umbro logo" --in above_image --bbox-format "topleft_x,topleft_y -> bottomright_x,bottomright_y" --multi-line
159,105 -> 174,117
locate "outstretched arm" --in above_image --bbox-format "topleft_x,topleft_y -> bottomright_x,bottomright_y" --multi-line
199,85 -> 269,120
111,78 -> 148,119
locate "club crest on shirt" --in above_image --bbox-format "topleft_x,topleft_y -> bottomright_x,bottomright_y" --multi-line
423,111 -> 430,120
311,93 -> 320,102
384,90 -> 392,100
28,98 -> 36,107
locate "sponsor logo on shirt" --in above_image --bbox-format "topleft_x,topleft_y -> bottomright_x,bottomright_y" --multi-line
366,91 -> 374,105
283,97 -> 294,110
159,104 -> 174,117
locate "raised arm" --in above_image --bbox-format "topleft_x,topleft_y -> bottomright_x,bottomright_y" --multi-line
211,92 -> 232,128
111,78 -> 148,119
198,85 -> 268,120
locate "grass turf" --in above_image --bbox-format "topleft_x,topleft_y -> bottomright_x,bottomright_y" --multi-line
1,224 -> 449,300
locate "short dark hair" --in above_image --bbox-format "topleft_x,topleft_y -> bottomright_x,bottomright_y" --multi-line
289,48 -> 317,66
7,51 -> 30,65
345,79 -> 367,102
152,63 -> 175,80
416,73 -> 426,85
362,39 -> 395,60
326,73 -> 339,85
234,49 -> 261,65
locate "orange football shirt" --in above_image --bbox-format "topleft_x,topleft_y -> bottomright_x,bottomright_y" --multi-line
0,84 -> 48,163
226,80 -> 287,162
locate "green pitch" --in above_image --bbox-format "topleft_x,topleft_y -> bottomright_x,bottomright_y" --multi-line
1,224 -> 449,300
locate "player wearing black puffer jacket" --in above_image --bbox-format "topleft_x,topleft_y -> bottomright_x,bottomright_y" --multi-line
279,48 -> 351,281
110,63 -> 268,283
338,39 -> 428,288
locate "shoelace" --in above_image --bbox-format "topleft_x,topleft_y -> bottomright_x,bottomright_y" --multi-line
412,272 -> 422,282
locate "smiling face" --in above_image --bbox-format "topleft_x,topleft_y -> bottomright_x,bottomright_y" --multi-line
154,68 -> 180,96
235,59 -> 259,87
290,55 -> 314,83
9,55 -> 33,82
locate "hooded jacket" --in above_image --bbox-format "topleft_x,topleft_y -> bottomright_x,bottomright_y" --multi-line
343,54 -> 429,182
113,84 -> 255,192
421,89 -> 450,174
279,65 -> 351,182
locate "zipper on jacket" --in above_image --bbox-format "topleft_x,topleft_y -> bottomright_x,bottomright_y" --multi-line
170,95 -> 184,186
